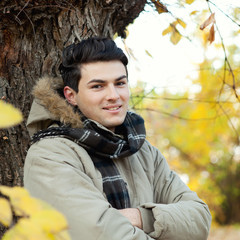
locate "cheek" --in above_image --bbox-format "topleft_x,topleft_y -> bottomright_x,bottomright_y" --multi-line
122,90 -> 130,102
77,103 -> 94,119
119,86 -> 129,97
77,93 -> 101,110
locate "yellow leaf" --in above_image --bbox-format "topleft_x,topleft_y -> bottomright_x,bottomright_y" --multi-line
0,198 -> 12,227
31,209 -> 69,234
113,33 -> 118,40
0,186 -> 29,200
162,23 -> 182,45
162,25 -> 172,36
4,210 -> 71,240
0,101 -> 23,128
124,28 -> 130,38
1,186 -> 70,240
55,230 -> 71,240
177,18 -> 186,28
190,10 -> 198,15
185,0 -> 194,4
145,50 -> 153,58
2,218 -> 50,240
0,186 -> 50,217
170,30 -> 182,45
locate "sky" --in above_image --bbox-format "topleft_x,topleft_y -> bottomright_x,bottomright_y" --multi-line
115,0 -> 239,183
115,0 -> 239,95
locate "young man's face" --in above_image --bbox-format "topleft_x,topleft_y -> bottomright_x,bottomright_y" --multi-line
69,60 -> 129,132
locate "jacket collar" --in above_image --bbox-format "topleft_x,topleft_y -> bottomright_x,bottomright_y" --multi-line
27,76 -> 83,136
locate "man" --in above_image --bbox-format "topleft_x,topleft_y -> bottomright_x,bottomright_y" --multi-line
24,37 -> 211,239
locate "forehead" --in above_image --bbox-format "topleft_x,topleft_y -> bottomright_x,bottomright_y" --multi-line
80,60 -> 127,80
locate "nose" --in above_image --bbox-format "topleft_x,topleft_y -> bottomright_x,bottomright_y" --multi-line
106,84 -> 120,101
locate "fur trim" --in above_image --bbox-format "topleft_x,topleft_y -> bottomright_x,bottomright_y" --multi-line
32,76 -> 83,128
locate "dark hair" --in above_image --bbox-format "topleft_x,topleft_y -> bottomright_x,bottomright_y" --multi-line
59,37 -> 128,92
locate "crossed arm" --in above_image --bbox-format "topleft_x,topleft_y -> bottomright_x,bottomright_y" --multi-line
24,138 -> 211,240
118,208 -> 143,229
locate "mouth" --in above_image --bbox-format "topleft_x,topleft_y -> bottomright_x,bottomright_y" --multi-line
103,106 -> 121,111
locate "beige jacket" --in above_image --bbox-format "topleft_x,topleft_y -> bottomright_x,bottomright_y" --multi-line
24,76 -> 211,240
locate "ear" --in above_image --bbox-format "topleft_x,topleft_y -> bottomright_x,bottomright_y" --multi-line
64,86 -> 78,106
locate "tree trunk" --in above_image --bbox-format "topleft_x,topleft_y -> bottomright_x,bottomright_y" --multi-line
0,0 -> 146,235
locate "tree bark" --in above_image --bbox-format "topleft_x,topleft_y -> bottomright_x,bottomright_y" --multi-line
0,0 -> 146,185
0,0 -> 146,235
0,0 -> 146,198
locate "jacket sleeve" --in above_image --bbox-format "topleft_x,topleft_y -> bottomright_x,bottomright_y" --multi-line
24,138 -> 154,240
137,142 -> 212,240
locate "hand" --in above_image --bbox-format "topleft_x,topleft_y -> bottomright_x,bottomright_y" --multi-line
118,208 -> 143,229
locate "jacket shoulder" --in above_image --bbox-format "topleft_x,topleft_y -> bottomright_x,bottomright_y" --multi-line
25,137 -> 91,170
137,140 -> 165,166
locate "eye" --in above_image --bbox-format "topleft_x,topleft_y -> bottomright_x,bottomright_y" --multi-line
116,81 -> 127,86
91,84 -> 103,89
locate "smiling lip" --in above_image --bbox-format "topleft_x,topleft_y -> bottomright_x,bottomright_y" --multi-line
103,105 -> 121,111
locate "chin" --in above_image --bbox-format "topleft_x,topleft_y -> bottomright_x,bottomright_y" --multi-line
105,120 -> 124,129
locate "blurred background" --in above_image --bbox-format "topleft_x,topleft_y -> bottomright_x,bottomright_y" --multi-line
116,0 -> 240,238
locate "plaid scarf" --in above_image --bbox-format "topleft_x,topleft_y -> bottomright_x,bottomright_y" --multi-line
31,111 -> 146,209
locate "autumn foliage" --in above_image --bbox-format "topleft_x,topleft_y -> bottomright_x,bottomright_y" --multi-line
0,186 -> 70,239
0,103 -> 70,239
130,46 -> 240,224
129,0 -> 240,224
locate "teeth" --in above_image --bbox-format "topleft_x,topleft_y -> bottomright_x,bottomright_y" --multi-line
108,107 -> 119,110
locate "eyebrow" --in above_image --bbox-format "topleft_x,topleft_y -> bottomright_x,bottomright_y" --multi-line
87,75 -> 127,85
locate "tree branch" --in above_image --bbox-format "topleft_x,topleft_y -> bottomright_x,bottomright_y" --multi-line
133,107 -> 219,121
219,103 -> 240,145
208,0 -> 240,28
207,0 -> 240,102
131,95 -> 240,104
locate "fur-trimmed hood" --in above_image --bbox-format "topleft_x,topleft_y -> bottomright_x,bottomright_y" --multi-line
27,76 -> 83,136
